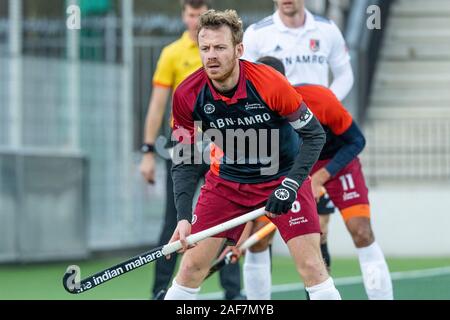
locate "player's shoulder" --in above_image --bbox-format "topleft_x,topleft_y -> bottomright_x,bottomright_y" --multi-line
295,83 -> 334,94
313,14 -> 333,25
243,59 -> 285,83
248,14 -> 275,32
295,84 -> 351,119
312,14 -> 342,34
173,67 -> 207,104
294,84 -> 340,106
243,60 -> 298,104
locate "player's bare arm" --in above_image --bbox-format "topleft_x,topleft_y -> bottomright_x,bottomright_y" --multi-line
139,86 -> 171,184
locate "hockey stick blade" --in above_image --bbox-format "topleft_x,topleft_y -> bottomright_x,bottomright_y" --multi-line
63,245 -> 164,294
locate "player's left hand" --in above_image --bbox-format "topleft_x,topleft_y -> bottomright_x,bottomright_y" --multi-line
311,168 -> 331,202
265,178 -> 299,218
218,246 -> 241,264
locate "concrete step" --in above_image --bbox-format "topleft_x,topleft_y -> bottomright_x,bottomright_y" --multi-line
373,73 -> 450,90
370,88 -> 450,106
367,106 -> 450,119
385,28 -> 450,43
389,17 -> 450,30
377,61 -> 450,75
381,42 -> 450,61
371,87 -> 450,98
371,96 -> 450,107
392,0 -> 450,17
395,0 -> 450,8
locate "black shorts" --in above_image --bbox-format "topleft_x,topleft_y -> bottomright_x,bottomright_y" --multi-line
317,192 -> 335,215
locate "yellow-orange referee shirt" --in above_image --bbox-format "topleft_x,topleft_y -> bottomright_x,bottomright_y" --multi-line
152,31 -> 202,91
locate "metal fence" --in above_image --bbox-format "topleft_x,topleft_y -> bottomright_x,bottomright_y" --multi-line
0,54 -> 167,254
361,118 -> 450,185
0,11 -> 271,257
0,15 -> 175,255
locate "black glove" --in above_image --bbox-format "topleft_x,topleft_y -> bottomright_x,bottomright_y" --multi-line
265,178 -> 300,215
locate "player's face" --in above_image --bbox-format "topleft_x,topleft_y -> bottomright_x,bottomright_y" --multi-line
275,0 -> 304,17
182,5 -> 209,34
198,26 -> 243,82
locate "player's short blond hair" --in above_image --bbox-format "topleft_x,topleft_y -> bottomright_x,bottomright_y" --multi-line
198,9 -> 244,46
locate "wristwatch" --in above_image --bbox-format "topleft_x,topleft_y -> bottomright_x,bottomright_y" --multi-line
140,143 -> 155,154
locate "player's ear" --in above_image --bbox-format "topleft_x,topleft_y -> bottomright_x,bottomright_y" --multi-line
236,42 -> 244,59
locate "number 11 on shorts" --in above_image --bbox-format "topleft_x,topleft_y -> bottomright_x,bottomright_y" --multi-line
339,174 -> 355,191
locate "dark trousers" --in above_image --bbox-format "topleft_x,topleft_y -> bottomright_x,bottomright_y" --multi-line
151,160 -> 242,299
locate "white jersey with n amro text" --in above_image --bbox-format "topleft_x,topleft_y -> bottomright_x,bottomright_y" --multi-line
242,9 -> 350,87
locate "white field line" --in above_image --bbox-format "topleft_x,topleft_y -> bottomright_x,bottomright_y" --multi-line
197,266 -> 450,300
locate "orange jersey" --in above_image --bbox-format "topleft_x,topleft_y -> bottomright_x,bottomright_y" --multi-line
294,84 -> 352,135
294,84 -> 354,161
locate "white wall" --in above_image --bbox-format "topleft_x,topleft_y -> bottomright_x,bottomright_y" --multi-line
273,184 -> 450,257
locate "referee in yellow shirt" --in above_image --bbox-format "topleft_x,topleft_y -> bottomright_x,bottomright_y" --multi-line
139,0 -> 243,300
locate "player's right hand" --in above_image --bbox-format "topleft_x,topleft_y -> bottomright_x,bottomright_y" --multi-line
166,220 -> 195,259
140,153 -> 156,184
265,178 -> 299,217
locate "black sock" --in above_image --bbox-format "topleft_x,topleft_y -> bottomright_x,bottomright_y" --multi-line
269,244 -> 273,273
320,242 -> 331,269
